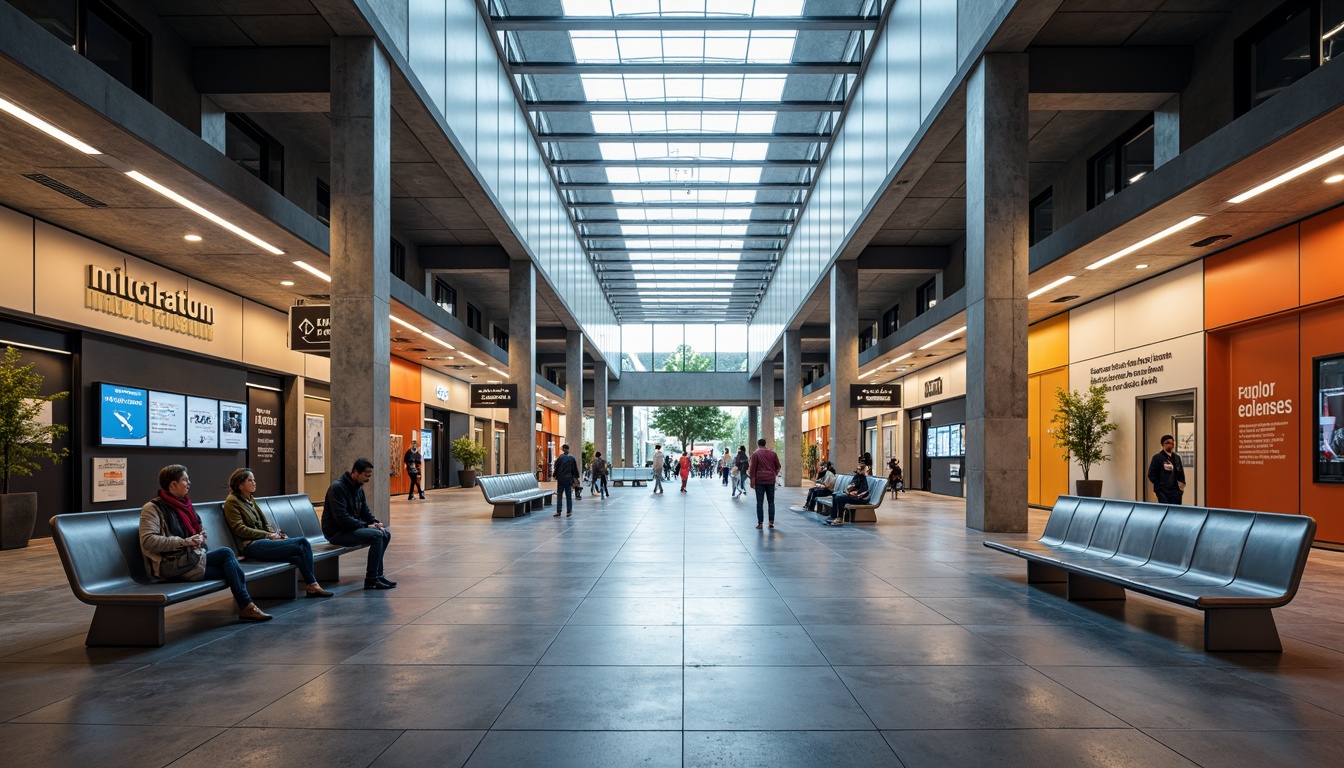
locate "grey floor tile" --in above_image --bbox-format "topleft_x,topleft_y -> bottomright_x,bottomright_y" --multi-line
768,577 -> 905,598
539,624 -> 683,665
1143,729 -> 1344,768
186,621 -> 401,665
567,597 -> 683,625
684,731 -> 904,768
349,577 -> 481,599
685,625 -> 828,666
171,726 -> 402,768
458,576 -> 596,598
493,666 -> 682,730
344,623 -> 561,665
465,730 -> 681,768
878,576 -> 1020,598
269,596 -> 448,626
684,666 -> 870,730
684,576 -> 779,598
684,597 -> 800,625
1228,666 -> 1344,716
916,595 -> 1092,625
587,577 -> 684,597
369,730 -> 486,768
0,723 -> 224,768
0,662 -> 148,721
882,729 -> 1198,768
243,664 -> 531,730
413,596 -> 583,625
783,597 -> 952,626
806,624 -> 1022,666
964,622 -> 1216,667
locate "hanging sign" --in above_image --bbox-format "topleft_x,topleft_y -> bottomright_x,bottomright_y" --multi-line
288,305 -> 331,352
471,383 -> 516,408
851,384 -> 899,408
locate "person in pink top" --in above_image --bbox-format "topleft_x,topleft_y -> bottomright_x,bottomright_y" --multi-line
747,438 -> 781,529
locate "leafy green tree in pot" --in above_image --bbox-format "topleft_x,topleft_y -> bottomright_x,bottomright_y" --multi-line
0,346 -> 69,548
450,435 -> 485,487
1051,384 -> 1119,498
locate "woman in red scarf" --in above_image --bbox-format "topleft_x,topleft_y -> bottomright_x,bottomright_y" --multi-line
679,453 -> 691,492
139,464 -> 271,621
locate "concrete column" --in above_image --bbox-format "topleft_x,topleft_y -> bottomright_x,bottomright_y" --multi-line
486,417 -> 497,475
783,330 -> 803,487
284,375 -> 305,495
624,406 -> 635,467
565,331 -> 584,455
748,405 -> 758,449
760,372 -> 775,452
592,360 -> 608,465
200,97 -> 226,152
966,53 -> 1030,533
611,405 -> 624,467
506,260 -> 537,475
329,37 -> 391,517
1155,95 -> 1180,167
829,261 -> 859,469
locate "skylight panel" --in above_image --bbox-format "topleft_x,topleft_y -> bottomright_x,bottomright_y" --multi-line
562,0 -> 612,16
581,76 -> 627,101
615,32 -> 662,62
592,113 -> 634,133
731,143 -> 769,161
727,167 -> 763,184
706,36 -> 749,62
736,113 -> 777,133
664,76 -> 702,100
599,142 -> 637,160
624,75 -> 666,100
739,76 -> 787,101
661,33 -> 704,60
701,76 -> 743,101
659,0 -> 708,14
606,167 -> 641,183
757,1 -> 806,16
611,0 -> 659,15
571,31 -> 621,61
630,113 -> 670,133
746,33 -> 797,63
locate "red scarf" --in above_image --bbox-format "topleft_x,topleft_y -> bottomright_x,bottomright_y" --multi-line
158,489 -> 202,536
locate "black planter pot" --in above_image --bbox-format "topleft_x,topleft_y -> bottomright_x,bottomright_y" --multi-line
1075,479 -> 1104,498
458,470 -> 479,488
0,492 -> 38,549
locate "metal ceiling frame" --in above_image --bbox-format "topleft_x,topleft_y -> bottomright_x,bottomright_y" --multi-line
528,100 -> 845,112
490,16 -> 882,32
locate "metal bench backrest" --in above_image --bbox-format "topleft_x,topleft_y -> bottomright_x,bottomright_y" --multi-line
1109,502 -> 1168,564
51,512 -> 137,594
256,496 -> 303,540
1185,509 -> 1256,583
1039,496 -> 1081,546
1144,506 -> 1209,571
865,478 -> 887,504
1084,500 -> 1135,557
108,508 -> 152,582
1059,497 -> 1106,550
1229,512 -> 1317,599
196,501 -> 239,554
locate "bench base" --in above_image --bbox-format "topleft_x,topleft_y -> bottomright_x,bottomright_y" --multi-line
493,503 -> 530,518
1066,572 -> 1127,601
1028,560 -> 1067,584
248,569 -> 299,600
1205,607 -> 1282,652
87,604 -> 165,647
314,557 -> 341,583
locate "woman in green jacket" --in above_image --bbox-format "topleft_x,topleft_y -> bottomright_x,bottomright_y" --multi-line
223,468 -> 333,597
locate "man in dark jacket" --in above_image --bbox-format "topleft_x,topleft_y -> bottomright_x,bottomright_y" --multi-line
553,443 -> 579,517
1147,434 -> 1186,504
826,462 -> 871,526
403,441 -> 424,500
323,457 -> 395,589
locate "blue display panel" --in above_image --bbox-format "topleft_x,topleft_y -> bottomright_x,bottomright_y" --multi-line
99,383 -> 148,446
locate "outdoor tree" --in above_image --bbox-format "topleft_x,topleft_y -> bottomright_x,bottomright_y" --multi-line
649,344 -> 734,451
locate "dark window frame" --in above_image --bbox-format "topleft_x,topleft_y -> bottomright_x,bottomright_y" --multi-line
466,303 -> 482,333
858,324 -> 875,352
492,325 -> 509,352
315,179 -> 330,226
225,113 -> 284,193
1029,187 -> 1054,246
17,0 -> 152,99
1235,0 -> 1331,116
915,278 -> 938,317
881,304 -> 900,337
1087,114 -> 1155,210
433,278 -> 456,316
389,238 -> 406,281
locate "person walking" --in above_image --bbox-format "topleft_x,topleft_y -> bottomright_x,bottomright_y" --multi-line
747,438 -> 781,529
651,444 -> 665,494
732,445 -> 750,498
1147,434 -> 1186,504
403,440 -> 424,500
553,443 -> 579,517
679,452 -> 691,492
887,458 -> 903,499
590,451 -> 610,498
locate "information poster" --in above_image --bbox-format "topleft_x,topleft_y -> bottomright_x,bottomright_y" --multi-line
950,424 -> 963,457
305,414 -> 325,474
99,383 -> 148,446
92,457 -> 127,503
148,391 -> 186,448
421,429 -> 434,460
249,390 -> 283,495
187,396 -> 219,449
219,400 -> 248,450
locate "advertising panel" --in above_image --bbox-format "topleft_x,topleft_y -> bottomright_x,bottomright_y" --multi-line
187,396 -> 219,449
147,391 -> 186,448
1315,353 -> 1344,484
219,400 -> 248,450
471,383 -> 517,408
421,429 -> 434,461
99,383 -> 148,446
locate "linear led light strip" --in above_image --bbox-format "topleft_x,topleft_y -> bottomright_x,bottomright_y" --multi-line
1027,275 -> 1076,300
1228,145 -> 1344,204
0,96 -> 101,155
459,352 -> 486,366
489,366 -> 509,378
126,171 -> 284,255
918,327 -> 966,351
1084,215 -> 1205,271
293,261 -> 331,281
390,315 -> 419,332
421,331 -> 455,350
859,351 -> 914,379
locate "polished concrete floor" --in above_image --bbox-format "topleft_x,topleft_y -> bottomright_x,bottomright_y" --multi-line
3,478 -> 1344,766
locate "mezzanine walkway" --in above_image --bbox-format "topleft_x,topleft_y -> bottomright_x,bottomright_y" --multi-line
2,479 -> 1344,766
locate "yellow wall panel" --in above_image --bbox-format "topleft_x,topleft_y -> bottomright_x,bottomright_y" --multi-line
1040,367 -> 1071,506
1028,313 -> 1069,374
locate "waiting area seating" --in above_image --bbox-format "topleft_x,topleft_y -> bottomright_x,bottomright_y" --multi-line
49,494 -> 363,647
813,475 -> 889,523
609,466 -> 653,486
984,496 -> 1316,652
477,472 -> 554,518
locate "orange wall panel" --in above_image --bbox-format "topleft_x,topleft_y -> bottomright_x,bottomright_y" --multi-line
1028,313 -> 1069,374
1204,224 -> 1299,329
1300,303 -> 1344,543
1300,204 -> 1344,307
390,357 -> 421,401
389,398 -> 422,497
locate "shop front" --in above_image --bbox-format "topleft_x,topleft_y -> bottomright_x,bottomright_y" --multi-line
898,357 -> 966,497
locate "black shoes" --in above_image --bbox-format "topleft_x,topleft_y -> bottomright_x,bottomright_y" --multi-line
364,576 -> 397,590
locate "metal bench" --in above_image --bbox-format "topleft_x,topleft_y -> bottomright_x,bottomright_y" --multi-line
477,472 -> 555,518
984,496 -> 1316,652
609,467 -> 652,486
814,475 -> 888,523
49,494 -> 362,647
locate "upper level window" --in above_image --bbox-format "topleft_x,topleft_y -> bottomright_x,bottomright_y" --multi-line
433,278 -> 456,315
14,1 -> 150,99
315,180 -> 330,226
466,304 -> 482,333
859,324 -> 876,352
492,325 -> 509,352
915,278 -> 938,317
225,114 -> 284,192
881,305 -> 900,337
1237,1 -> 1343,114
1088,115 -> 1154,209
1029,188 -> 1053,246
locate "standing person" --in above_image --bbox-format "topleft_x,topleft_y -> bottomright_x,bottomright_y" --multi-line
651,444 -> 665,494
139,465 -> 271,621
591,451 -> 609,498
826,461 -> 871,526
224,468 -> 332,598
747,438 -> 782,529
679,452 -> 691,492
733,445 -> 750,498
804,462 -> 836,512
323,458 -> 395,590
721,455 -> 731,486
403,440 -> 424,500
552,443 -> 579,517
1147,434 -> 1186,504
887,458 -> 903,499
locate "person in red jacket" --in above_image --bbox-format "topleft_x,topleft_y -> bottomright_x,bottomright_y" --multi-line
679,453 -> 691,492
747,438 -> 781,529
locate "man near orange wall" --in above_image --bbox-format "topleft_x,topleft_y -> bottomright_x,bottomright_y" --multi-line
1147,434 -> 1186,505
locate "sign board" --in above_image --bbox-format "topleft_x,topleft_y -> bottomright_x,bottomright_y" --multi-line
288,305 -> 331,352
851,384 -> 899,408
924,377 -> 944,398
471,383 -> 516,408
92,457 -> 127,503
421,429 -> 434,460
99,383 -> 148,446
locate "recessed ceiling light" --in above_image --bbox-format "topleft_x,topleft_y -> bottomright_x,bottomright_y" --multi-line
125,171 -> 284,254
280,280 -> 295,286
183,234 -> 202,242
1027,275 -> 1076,300
0,96 -> 102,155
1135,264 -> 1149,269
1085,216 -> 1205,270
1228,145 -> 1344,203
488,380 -> 502,384
1327,174 -> 1344,184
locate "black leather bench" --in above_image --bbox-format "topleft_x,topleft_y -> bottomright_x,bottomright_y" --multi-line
814,475 -> 889,523
985,496 -> 1316,651
477,472 -> 554,518
50,494 -> 363,647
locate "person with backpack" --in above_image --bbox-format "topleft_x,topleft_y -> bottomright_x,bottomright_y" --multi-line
732,445 -> 750,498
590,451 -> 610,498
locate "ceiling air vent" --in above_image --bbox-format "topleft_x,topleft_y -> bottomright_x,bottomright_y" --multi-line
23,173 -> 108,208
1051,295 -> 1080,303
304,294 -> 329,300
409,347 -> 428,352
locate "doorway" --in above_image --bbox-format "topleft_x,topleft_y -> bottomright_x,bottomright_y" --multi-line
1139,391 -> 1197,504
909,411 -> 930,491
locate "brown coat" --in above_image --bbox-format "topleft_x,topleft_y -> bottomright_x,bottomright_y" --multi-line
139,500 -> 206,581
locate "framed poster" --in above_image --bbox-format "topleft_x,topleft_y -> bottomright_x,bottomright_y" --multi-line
99,383 -> 148,446
420,429 -> 434,461
950,423 -> 963,457
1313,353 -> 1344,483
389,433 -> 403,476
305,414 -> 325,474
148,391 -> 186,448
186,396 -> 219,448
1173,416 -> 1196,468
92,457 -> 128,503
219,400 -> 248,450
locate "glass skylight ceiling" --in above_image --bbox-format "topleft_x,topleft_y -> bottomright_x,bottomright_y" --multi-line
488,0 -> 884,322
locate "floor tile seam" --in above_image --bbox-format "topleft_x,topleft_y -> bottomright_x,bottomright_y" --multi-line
0,661 -> 155,724
1221,665 -> 1344,714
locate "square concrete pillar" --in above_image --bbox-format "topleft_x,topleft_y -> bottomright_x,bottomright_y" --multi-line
565,331 -> 584,453
612,405 -> 624,467
783,329 -> 803,486
966,53 -> 1030,533
748,405 -> 758,449
329,37 -> 391,519
592,360 -> 608,466
1155,95 -> 1180,167
506,259 -> 536,476
760,373 -> 775,451
829,260 -> 859,468
624,406 -> 635,468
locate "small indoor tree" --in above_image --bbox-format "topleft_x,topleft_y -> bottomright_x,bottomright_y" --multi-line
1051,384 -> 1119,497
450,435 -> 485,487
0,346 -> 69,548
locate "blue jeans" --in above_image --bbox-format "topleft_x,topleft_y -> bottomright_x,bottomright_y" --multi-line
805,487 -> 833,510
243,537 -> 318,584
828,493 -> 867,522
557,482 -> 574,514
754,483 -> 776,524
652,471 -> 663,492
204,548 -> 253,609
329,526 -> 391,579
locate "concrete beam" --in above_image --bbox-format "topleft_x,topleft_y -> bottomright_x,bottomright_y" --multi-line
857,246 -> 950,272
1027,46 -> 1190,101
193,47 -> 330,111
419,245 -> 511,270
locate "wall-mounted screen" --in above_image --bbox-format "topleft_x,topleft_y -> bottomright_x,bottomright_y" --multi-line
926,423 -> 966,458
187,396 -> 219,449
951,424 -> 964,457
148,391 -> 187,448
219,400 -> 247,450
1315,353 -> 1344,484
421,429 -> 434,461
99,383 -> 148,446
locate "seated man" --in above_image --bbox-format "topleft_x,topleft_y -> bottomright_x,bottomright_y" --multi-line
323,457 -> 395,589
804,462 -> 836,511
826,462 -> 871,526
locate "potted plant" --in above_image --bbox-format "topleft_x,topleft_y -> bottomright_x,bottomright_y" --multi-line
1051,384 -> 1118,498
802,441 -> 819,481
450,435 -> 485,488
0,346 -> 69,549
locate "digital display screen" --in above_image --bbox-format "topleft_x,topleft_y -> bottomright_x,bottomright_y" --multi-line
1315,354 -> 1344,484
99,383 -> 148,446
148,391 -> 186,448
218,400 -> 247,450
186,396 -> 219,449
